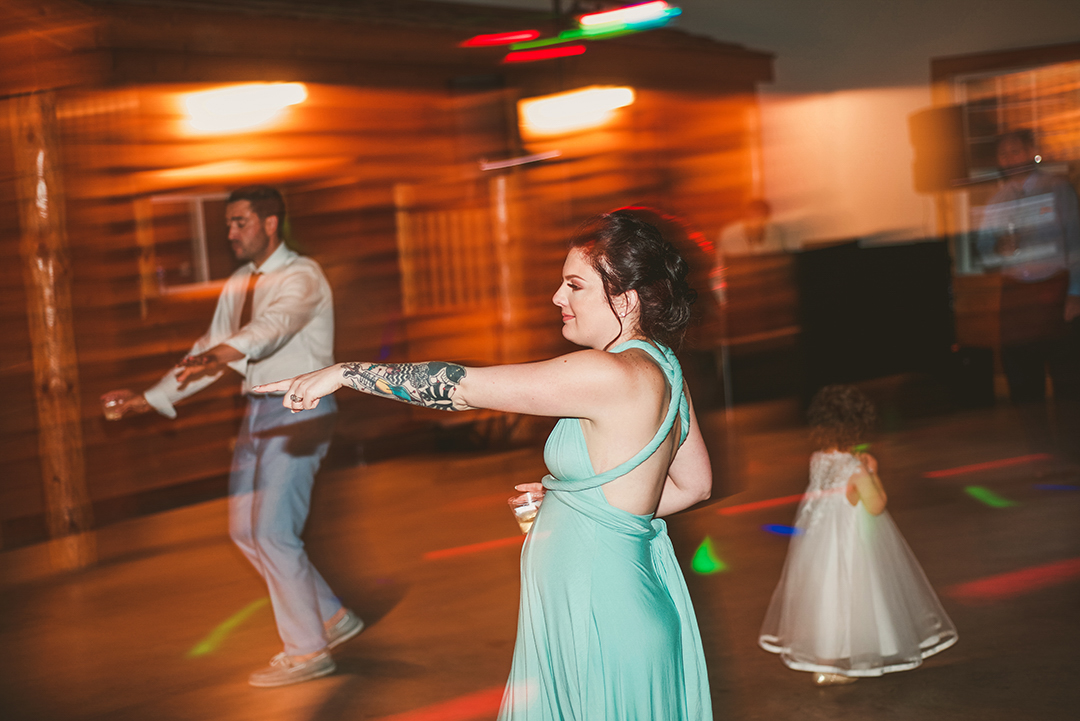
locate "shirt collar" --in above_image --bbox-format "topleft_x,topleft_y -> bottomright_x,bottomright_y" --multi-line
249,241 -> 296,274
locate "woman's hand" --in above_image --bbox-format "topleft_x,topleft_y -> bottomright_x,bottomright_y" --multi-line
509,482 -> 546,508
253,363 -> 345,412
856,452 -> 878,475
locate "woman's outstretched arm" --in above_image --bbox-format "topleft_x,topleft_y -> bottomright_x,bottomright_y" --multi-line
254,350 -> 634,420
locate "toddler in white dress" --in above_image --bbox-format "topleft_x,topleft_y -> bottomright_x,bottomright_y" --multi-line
759,385 -> 957,685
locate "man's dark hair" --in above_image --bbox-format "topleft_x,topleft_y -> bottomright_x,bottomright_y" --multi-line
228,185 -> 286,227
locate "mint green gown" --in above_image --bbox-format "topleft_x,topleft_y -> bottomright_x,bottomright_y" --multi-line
497,341 -> 711,721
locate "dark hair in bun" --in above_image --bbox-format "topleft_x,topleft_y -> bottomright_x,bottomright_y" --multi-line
568,210 -> 697,350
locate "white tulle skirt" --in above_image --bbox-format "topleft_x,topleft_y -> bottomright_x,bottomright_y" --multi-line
759,499 -> 957,677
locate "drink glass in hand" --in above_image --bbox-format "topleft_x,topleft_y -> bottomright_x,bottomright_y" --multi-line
509,492 -> 540,534
101,393 -> 126,420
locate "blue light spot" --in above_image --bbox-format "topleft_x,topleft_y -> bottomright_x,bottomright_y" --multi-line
762,524 -> 801,536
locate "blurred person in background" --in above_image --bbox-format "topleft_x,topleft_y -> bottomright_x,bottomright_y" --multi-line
100,185 -> 363,687
257,210 -> 714,720
622,206 -> 726,410
717,198 -> 792,257
977,130 -> 1080,410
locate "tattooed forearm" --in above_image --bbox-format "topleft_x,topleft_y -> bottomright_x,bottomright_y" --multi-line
341,361 -> 466,411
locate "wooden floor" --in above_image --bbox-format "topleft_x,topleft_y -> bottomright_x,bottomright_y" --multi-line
2,398 -> 1078,720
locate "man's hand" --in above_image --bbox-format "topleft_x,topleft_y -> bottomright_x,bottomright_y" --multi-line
175,344 -> 244,388
1066,295 -> 1080,322
100,389 -> 151,420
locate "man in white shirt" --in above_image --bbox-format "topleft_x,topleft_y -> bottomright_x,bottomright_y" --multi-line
102,186 -> 362,687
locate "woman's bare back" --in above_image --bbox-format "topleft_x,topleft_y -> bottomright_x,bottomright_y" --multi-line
579,347 -> 682,516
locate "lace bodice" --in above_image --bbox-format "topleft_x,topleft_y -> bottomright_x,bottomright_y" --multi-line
796,451 -> 863,532
808,451 -> 862,493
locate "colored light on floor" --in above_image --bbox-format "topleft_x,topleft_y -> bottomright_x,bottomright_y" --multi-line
186,597 -> 270,658
424,535 -> 525,561
502,45 -> 587,63
1034,483 -> 1080,491
373,685 -> 505,721
945,557 -> 1080,604
964,485 -> 1017,508
762,524 -> 801,536
717,493 -> 805,515
923,453 -> 1050,478
691,536 -> 728,574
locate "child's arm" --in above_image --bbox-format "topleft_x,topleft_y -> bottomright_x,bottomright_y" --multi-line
845,452 -> 887,515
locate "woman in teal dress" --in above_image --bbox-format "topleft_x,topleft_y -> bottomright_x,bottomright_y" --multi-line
256,211 -> 714,720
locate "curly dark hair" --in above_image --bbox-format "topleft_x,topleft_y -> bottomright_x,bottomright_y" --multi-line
568,210 -> 697,350
807,384 -> 876,451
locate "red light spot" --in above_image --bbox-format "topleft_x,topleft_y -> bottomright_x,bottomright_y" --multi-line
718,487 -> 845,516
503,45 -> 587,63
423,535 -> 524,561
460,30 -> 541,47
923,453 -> 1051,478
718,493 -> 806,515
945,557 -> 1080,604
373,686 -> 505,721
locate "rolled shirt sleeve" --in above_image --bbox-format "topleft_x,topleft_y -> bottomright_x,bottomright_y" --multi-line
141,272 -> 245,418
141,245 -> 335,417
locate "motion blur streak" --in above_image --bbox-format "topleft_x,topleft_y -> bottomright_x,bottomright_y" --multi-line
946,558 -> 1080,604
518,86 -> 635,135
717,493 -> 806,515
964,485 -> 1017,508
373,686 -> 505,721
423,535 -> 525,561
578,1 -> 678,28
184,83 -> 307,133
502,44 -> 586,64
923,453 -> 1052,478
185,597 -> 269,658
460,30 -> 540,47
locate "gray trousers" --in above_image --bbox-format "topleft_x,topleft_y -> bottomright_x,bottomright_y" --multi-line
229,394 -> 340,655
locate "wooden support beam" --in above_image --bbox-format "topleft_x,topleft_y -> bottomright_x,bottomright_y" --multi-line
9,91 -> 96,570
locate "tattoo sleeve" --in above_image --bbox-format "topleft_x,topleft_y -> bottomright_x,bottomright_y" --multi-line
341,361 -> 466,411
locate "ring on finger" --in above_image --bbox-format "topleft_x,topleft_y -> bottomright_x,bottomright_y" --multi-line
290,394 -> 303,403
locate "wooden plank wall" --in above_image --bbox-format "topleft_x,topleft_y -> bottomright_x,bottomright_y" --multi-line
0,83 -> 763,548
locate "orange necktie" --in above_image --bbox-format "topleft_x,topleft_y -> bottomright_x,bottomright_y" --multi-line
238,272 -> 259,329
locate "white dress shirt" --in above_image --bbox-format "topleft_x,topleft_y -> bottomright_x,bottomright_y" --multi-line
144,243 -> 335,418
